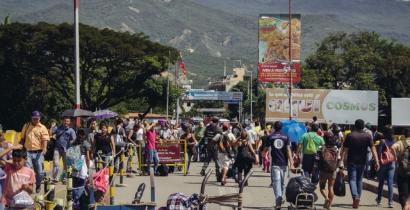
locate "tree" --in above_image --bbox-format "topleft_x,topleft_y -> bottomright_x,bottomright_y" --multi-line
302,31 -> 410,124
0,22 -> 179,129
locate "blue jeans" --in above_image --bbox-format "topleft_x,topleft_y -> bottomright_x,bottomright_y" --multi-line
53,148 -> 67,180
347,164 -> 366,200
146,149 -> 159,174
271,165 -> 287,205
72,177 -> 86,208
26,151 -> 44,187
377,163 -> 395,204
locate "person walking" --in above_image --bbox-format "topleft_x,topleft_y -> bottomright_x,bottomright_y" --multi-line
180,127 -> 198,174
340,119 -> 380,209
236,131 -> 259,186
376,125 -> 396,208
297,123 -> 324,178
200,117 -> 222,181
391,128 -> 410,209
318,132 -> 340,210
113,119 -> 127,173
262,121 -> 294,210
218,124 -> 236,185
52,116 -> 76,183
21,111 -> 50,193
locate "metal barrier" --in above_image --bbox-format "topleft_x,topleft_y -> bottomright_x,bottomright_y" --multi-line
138,140 -> 188,175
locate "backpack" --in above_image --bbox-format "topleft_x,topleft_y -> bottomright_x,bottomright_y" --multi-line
305,134 -> 317,155
398,140 -> 410,177
320,146 -> 338,173
65,145 -> 83,171
157,164 -> 169,176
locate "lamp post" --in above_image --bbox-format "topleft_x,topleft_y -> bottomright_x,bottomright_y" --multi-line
74,0 -> 81,127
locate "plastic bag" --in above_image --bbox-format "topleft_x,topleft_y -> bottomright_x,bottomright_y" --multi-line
334,170 -> 346,197
286,176 -> 317,203
10,190 -> 34,208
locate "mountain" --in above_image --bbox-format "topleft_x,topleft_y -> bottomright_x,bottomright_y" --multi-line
1,0 -> 409,87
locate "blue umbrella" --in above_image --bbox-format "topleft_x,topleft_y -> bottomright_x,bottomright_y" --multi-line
281,120 -> 307,143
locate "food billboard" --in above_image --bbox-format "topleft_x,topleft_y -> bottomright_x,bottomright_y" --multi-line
258,14 -> 301,83
265,89 -> 378,125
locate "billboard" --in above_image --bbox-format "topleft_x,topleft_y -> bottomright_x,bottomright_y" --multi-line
392,98 -> 410,126
182,90 -> 243,101
258,14 -> 301,83
265,89 -> 379,125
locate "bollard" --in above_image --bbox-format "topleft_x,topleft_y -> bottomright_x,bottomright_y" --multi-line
44,178 -> 55,210
109,156 -> 115,205
116,148 -> 127,187
66,166 -> 73,210
150,168 -> 155,202
97,150 -> 103,171
127,144 -> 135,177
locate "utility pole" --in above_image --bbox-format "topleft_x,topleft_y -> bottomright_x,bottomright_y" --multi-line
166,50 -> 171,120
74,0 -> 81,127
288,0 -> 293,120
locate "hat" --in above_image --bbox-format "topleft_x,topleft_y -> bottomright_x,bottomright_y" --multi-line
365,122 -> 372,129
31,111 -> 41,119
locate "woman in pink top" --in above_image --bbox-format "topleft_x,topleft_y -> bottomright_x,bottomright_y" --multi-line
146,123 -> 159,175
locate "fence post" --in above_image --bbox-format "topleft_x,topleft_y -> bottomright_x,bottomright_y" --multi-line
45,178 -> 55,210
116,147 -> 127,187
66,166 -> 73,210
109,156 -> 115,205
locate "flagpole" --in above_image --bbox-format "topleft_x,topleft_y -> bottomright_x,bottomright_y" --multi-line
74,0 -> 81,127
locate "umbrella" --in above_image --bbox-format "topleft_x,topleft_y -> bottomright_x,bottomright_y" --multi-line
281,120 -> 307,143
61,109 -> 95,117
93,109 -> 118,120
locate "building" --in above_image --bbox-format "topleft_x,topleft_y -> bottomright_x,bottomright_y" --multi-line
208,67 -> 245,91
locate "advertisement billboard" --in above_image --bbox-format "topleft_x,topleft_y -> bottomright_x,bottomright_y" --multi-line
265,89 -> 379,125
392,98 -> 410,126
258,14 -> 301,83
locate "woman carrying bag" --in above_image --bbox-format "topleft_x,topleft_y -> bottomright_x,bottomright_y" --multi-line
376,125 -> 396,208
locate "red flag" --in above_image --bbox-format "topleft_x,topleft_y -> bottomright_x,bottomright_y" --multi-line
179,61 -> 187,75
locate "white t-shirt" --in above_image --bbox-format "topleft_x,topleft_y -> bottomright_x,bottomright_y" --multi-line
247,129 -> 257,145
136,128 -> 144,141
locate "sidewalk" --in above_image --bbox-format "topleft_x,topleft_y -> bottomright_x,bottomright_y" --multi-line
362,178 -> 399,202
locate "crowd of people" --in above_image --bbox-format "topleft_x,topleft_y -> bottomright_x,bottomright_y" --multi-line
1,110 -> 410,210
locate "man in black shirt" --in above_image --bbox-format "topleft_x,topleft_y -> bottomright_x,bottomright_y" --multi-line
341,119 -> 380,209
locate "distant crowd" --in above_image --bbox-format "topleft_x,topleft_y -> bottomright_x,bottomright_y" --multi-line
1,111 -> 410,210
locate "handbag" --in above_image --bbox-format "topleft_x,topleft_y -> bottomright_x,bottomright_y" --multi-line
10,190 -> 34,208
380,140 -> 395,165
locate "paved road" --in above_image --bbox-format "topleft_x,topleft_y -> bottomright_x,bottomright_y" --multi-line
112,162 -> 400,210
49,161 -> 400,209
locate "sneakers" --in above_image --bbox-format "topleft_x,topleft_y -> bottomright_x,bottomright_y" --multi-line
388,203 -> 394,208
275,197 -> 282,210
375,198 -> 381,206
200,170 -> 205,176
352,199 -> 360,209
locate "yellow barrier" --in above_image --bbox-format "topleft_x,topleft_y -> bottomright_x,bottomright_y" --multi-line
139,140 -> 188,175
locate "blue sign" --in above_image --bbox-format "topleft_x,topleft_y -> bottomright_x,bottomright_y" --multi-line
183,91 -> 243,101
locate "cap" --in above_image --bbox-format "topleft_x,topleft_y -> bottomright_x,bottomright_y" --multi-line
365,122 -> 372,129
31,111 -> 41,119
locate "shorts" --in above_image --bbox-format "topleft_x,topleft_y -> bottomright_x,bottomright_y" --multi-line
319,170 -> 337,180
218,153 -> 232,169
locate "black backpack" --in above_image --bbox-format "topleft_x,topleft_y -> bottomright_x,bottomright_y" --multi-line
398,141 -> 410,177
157,164 -> 169,176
